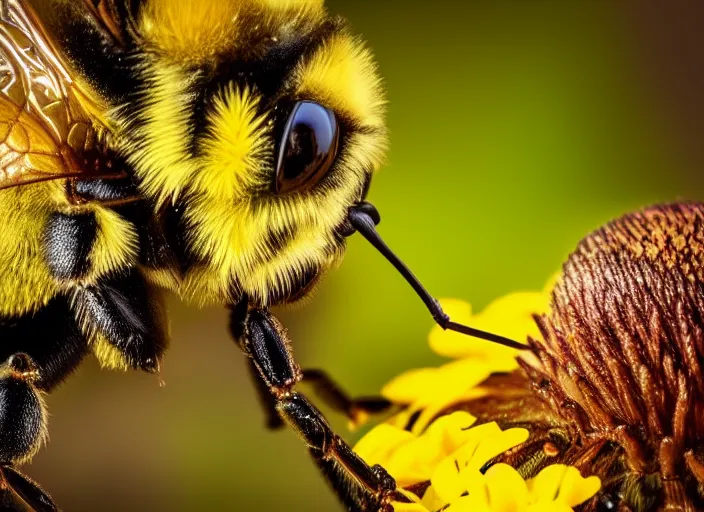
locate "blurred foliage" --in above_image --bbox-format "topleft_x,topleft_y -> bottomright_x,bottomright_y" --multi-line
26,1 -> 704,511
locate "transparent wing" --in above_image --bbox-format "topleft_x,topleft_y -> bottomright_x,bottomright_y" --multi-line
0,0 -> 106,190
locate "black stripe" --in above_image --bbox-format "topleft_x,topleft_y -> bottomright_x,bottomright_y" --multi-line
188,16 -> 346,157
37,1 -> 142,105
263,223 -> 298,258
0,297 -> 88,391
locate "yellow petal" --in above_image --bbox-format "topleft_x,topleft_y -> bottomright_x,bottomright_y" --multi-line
382,367 -> 443,403
474,291 -> 549,341
427,411 -> 478,454
384,412 -> 481,487
429,291 -> 549,362
431,452 -> 467,503
468,427 -> 529,472
529,464 -> 565,502
529,465 -> 601,507
405,359 -> 502,434
484,463 -> 528,511
447,422 -> 502,468
420,483 -> 448,510
354,424 -> 415,467
555,467 -> 601,506
459,467 -> 489,499
386,438 -> 440,486
445,494 -> 492,512
392,503 -> 430,512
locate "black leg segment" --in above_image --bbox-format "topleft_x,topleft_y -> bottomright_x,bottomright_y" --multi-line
73,176 -> 139,205
230,303 -> 392,432
231,304 -> 398,511
71,269 -> 168,372
0,464 -> 58,511
246,358 -> 285,429
302,369 -> 392,428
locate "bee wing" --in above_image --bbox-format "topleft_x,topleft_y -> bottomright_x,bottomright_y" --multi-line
0,1 -> 111,190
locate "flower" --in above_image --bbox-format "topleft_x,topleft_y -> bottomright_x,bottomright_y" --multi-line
355,203 -> 704,511
354,411 -> 600,512
355,411 -> 529,488
354,275 -> 600,511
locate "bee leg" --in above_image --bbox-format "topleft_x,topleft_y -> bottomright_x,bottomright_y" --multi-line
72,269 -> 168,373
246,358 -> 285,429
0,465 -> 58,512
251,366 -> 393,430
300,369 -> 393,428
230,300 -> 284,429
230,303 -> 391,431
70,175 -> 140,207
233,305 -> 398,512
0,354 -> 59,511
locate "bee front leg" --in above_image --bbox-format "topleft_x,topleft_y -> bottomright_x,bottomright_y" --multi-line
230,303 -> 392,432
231,304 -> 398,512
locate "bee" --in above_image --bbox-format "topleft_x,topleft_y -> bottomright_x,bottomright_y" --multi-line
0,0 -> 524,510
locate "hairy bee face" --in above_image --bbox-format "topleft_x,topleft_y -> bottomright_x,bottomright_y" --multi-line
120,0 -> 387,307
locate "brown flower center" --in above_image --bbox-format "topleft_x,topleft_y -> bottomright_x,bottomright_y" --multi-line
529,202 -> 704,479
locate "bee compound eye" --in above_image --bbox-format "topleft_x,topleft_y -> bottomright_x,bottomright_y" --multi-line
275,101 -> 339,194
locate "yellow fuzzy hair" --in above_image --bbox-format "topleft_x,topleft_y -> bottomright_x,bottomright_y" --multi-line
138,0 -> 325,64
0,181 -> 60,316
134,81 -> 384,305
295,33 -> 386,131
199,86 -> 270,201
126,62 -> 200,205
85,207 -> 139,283
139,0 -> 241,63
91,334 -> 131,371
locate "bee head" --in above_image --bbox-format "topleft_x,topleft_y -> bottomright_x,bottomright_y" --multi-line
129,0 -> 386,306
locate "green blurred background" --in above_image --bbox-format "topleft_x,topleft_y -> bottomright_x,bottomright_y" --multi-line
26,1 -> 704,510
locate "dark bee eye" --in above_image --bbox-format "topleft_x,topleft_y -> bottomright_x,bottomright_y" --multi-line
275,101 -> 339,194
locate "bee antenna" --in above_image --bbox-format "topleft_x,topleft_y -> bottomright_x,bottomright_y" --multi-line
348,203 -> 530,351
